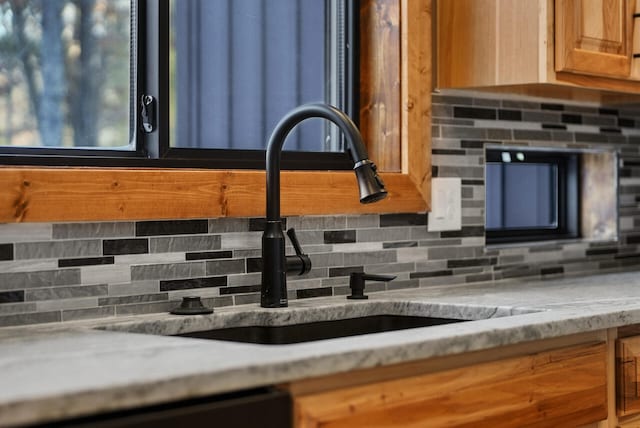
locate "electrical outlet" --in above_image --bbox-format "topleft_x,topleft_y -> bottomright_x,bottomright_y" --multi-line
428,178 -> 462,232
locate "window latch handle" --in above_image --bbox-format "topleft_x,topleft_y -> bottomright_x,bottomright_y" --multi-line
140,95 -> 156,133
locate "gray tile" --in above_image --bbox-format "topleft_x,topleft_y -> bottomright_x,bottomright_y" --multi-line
522,111 -> 560,123
332,285 -> 350,296
582,115 -> 616,126
364,262 -> 416,274
205,296 -> 234,308
310,252 -> 345,268
26,284 -> 108,301
396,247 -> 430,263
115,301 -> 174,316
0,223 -> 52,243
550,131 -> 574,142
433,118 -> 475,126
487,129 -> 512,140
53,222 -> 134,239
98,293 -> 168,306
131,262 -> 205,281
357,227 -> 411,243
0,259 -> 58,273
227,272 -> 261,286
221,232 -> 261,250
441,126 -> 487,139
0,311 -> 61,327
574,132 -> 608,143
15,240 -> 102,260
414,259 -> 448,271
287,216 -> 347,231
343,250 -> 397,265
428,246 -> 478,260
62,306 -> 115,322
150,235 -> 221,253
473,97 -> 501,107
208,218 -> 250,233
409,228 -> 441,241
466,272 -> 493,283
0,302 -> 37,315
436,166 -> 485,179
234,294 -> 260,305
502,99 -> 539,109
287,278 -> 323,290
81,264 -> 131,285
206,259 -> 245,275
419,275 -> 465,287
108,281 -> 159,296
37,297 -> 99,311
332,242 -> 382,253
387,279 -> 419,290
432,104 -> 453,118
565,105 -> 598,115
0,269 -> 81,291
293,230 -> 325,246
233,249 -> 262,259
346,215 -> 379,229
322,277 -> 349,287
513,130 -> 552,141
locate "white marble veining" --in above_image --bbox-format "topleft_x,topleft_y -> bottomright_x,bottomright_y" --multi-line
3,271 -> 640,426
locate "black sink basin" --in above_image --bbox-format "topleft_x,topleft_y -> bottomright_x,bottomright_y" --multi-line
174,315 -> 465,345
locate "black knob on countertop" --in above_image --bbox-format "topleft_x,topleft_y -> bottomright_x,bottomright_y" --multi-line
170,296 -> 214,315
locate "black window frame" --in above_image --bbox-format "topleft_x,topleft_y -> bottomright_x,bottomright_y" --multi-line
485,147 -> 581,245
0,0 -> 359,171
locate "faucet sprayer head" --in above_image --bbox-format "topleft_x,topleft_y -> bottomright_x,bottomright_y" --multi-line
354,159 -> 388,204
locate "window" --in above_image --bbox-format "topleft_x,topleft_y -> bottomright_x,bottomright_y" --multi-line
0,0 -> 132,151
485,148 -> 580,245
0,0 -> 433,222
0,0 -> 356,169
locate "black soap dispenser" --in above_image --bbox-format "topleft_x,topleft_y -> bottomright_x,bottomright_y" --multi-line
347,273 -> 396,299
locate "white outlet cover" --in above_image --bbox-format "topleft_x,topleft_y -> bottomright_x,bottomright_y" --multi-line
428,177 -> 462,232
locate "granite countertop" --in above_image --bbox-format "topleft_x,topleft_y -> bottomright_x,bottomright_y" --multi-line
3,271 -> 640,426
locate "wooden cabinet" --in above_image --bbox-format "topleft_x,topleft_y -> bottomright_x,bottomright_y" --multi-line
288,341 -> 608,428
555,0 -> 636,79
618,334 -> 640,420
436,0 -> 640,102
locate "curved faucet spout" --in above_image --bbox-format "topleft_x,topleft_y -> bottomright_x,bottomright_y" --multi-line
266,103 -> 387,222
261,103 -> 388,308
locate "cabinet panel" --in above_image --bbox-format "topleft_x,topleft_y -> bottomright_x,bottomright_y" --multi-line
294,342 -> 607,428
436,0 -> 640,102
617,336 -> 640,417
555,0 -> 635,78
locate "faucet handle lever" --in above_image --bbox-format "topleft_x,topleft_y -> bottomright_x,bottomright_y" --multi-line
286,228 -> 304,256
285,228 -> 312,276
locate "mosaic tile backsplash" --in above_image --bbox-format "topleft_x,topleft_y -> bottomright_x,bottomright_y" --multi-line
2,91 -> 640,327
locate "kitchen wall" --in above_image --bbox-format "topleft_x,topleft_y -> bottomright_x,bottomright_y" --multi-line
2,91 -> 640,327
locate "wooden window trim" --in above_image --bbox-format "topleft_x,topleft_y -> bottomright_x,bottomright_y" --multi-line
0,0 -> 431,223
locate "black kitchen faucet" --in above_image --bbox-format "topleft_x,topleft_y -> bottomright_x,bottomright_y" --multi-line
261,103 -> 388,308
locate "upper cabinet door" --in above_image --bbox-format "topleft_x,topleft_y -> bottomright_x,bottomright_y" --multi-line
555,0 -> 635,78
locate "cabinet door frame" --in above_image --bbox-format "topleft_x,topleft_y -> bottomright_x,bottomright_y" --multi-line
555,0 -> 636,79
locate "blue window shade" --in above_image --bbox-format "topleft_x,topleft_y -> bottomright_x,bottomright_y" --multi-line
486,163 -> 558,230
171,0 -> 332,151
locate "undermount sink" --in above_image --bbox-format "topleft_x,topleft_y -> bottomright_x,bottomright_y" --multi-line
95,300 -> 535,346
174,315 -> 465,345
